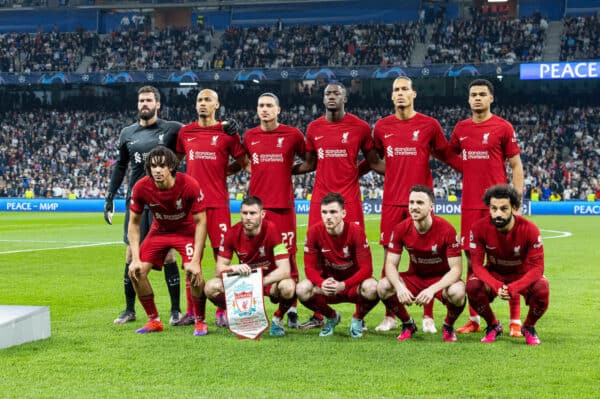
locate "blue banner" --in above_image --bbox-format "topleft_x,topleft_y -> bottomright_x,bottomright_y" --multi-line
520,61 -> 600,80
2,198 -> 597,215
0,63 -> 521,86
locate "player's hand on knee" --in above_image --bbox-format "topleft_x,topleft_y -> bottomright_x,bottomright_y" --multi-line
415,288 -> 434,306
397,286 -> 414,305
128,261 -> 143,281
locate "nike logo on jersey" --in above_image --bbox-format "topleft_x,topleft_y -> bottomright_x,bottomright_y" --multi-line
321,249 -> 332,252
187,137 -> 197,142
314,136 -> 324,141
148,203 -> 160,207
251,141 -> 260,145
384,133 -> 394,138
485,245 -> 496,250
459,137 -> 467,141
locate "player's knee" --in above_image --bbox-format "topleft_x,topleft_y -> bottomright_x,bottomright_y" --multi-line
361,278 -> 378,300
530,278 -> 550,306
465,277 -> 485,297
204,278 -> 223,298
376,277 -> 393,299
447,280 -> 466,306
163,250 -> 177,265
278,279 -> 296,300
295,279 -> 313,301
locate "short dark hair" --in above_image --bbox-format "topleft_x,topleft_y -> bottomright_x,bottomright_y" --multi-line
241,196 -> 263,209
321,192 -> 345,208
325,81 -> 346,94
468,79 -> 494,96
258,92 -> 280,106
145,146 -> 178,177
410,184 -> 434,203
483,184 -> 521,209
138,85 -> 161,102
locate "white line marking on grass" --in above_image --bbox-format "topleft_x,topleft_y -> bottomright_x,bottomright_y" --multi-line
0,239 -> 105,244
540,229 -> 572,239
0,241 -> 122,255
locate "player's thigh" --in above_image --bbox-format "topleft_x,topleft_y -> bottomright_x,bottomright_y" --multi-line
206,207 -> 231,248
460,209 -> 488,250
264,208 -> 297,252
169,233 -> 198,265
380,205 -> 409,246
139,232 -> 173,270
344,201 -> 365,227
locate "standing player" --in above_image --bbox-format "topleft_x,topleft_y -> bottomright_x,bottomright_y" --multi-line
467,185 -> 549,345
449,79 -> 524,337
296,193 -> 379,338
204,196 -> 295,337
293,81 -> 384,329
243,92 -> 305,328
373,76 -> 463,333
104,86 -> 185,326
127,147 -> 208,336
176,88 -> 246,327
377,185 -> 466,342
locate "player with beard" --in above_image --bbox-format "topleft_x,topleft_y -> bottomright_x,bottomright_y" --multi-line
176,88 -> 246,327
449,79 -> 524,337
105,86 -> 185,327
296,193 -> 379,338
243,93 -> 305,328
376,185 -> 465,342
467,185 -> 548,345
204,196 -> 295,337
373,77 -> 463,334
128,146 -> 208,336
293,82 -> 384,329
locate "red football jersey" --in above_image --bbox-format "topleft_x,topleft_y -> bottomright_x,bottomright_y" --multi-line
244,123 -> 305,209
469,214 -> 544,295
218,219 -> 288,276
387,215 -> 461,278
374,112 -> 459,206
305,113 -> 374,201
303,221 -> 373,288
176,121 -> 245,208
130,172 -> 204,235
449,115 -> 520,209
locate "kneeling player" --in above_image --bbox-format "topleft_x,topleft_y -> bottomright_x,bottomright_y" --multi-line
377,185 -> 465,342
127,146 -> 208,336
466,185 -> 549,345
204,196 -> 296,337
296,193 -> 379,338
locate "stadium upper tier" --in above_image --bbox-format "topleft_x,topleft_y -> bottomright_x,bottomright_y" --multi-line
1,104 -> 598,202
1,14 -> 599,73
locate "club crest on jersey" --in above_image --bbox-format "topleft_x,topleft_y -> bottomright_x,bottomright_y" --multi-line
343,246 -> 349,258
412,130 -> 420,141
341,132 -> 349,143
211,135 -> 219,146
513,245 -> 521,255
232,282 -> 257,317
259,246 -> 266,257
482,133 -> 490,144
431,244 -> 438,255
176,198 -> 183,210
276,137 -> 285,147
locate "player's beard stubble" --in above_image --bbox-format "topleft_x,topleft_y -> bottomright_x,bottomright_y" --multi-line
138,107 -> 157,121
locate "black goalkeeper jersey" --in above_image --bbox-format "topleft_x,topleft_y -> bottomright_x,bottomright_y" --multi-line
108,118 -> 182,199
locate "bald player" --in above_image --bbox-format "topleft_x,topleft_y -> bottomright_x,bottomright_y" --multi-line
177,88 -> 247,327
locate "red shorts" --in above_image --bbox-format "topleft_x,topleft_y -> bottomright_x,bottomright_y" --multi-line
140,231 -> 197,269
321,282 -> 361,304
379,204 -> 410,246
264,208 -> 299,279
460,208 -> 488,250
308,199 -> 364,228
206,207 -> 231,249
399,272 -> 447,304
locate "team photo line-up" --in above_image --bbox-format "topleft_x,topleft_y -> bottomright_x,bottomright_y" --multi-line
104,77 -> 549,345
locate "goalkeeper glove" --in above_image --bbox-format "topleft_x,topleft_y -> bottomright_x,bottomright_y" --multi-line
222,118 -> 240,136
104,193 -> 115,225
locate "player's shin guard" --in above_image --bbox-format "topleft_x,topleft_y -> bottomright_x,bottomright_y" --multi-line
300,295 -> 336,319
208,292 -> 226,310
124,263 -> 136,312
465,279 -> 498,326
509,295 -> 521,322
355,297 -> 379,320
185,277 -> 195,317
191,294 -> 207,321
444,301 -> 466,327
138,293 -> 159,320
381,295 -> 411,323
163,262 -> 181,313
276,297 -> 295,318
524,279 -> 550,327
465,267 -> 479,318
423,300 -> 434,319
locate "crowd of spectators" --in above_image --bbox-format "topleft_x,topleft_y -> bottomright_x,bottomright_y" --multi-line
426,15 -> 547,64
213,22 -> 419,69
1,102 -> 598,203
559,15 -> 600,62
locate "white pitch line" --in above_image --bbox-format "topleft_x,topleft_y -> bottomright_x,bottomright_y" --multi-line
539,229 -> 572,239
0,241 -> 122,255
0,239 -> 104,244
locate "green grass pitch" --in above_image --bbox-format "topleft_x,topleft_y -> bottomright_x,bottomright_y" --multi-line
0,212 -> 599,398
